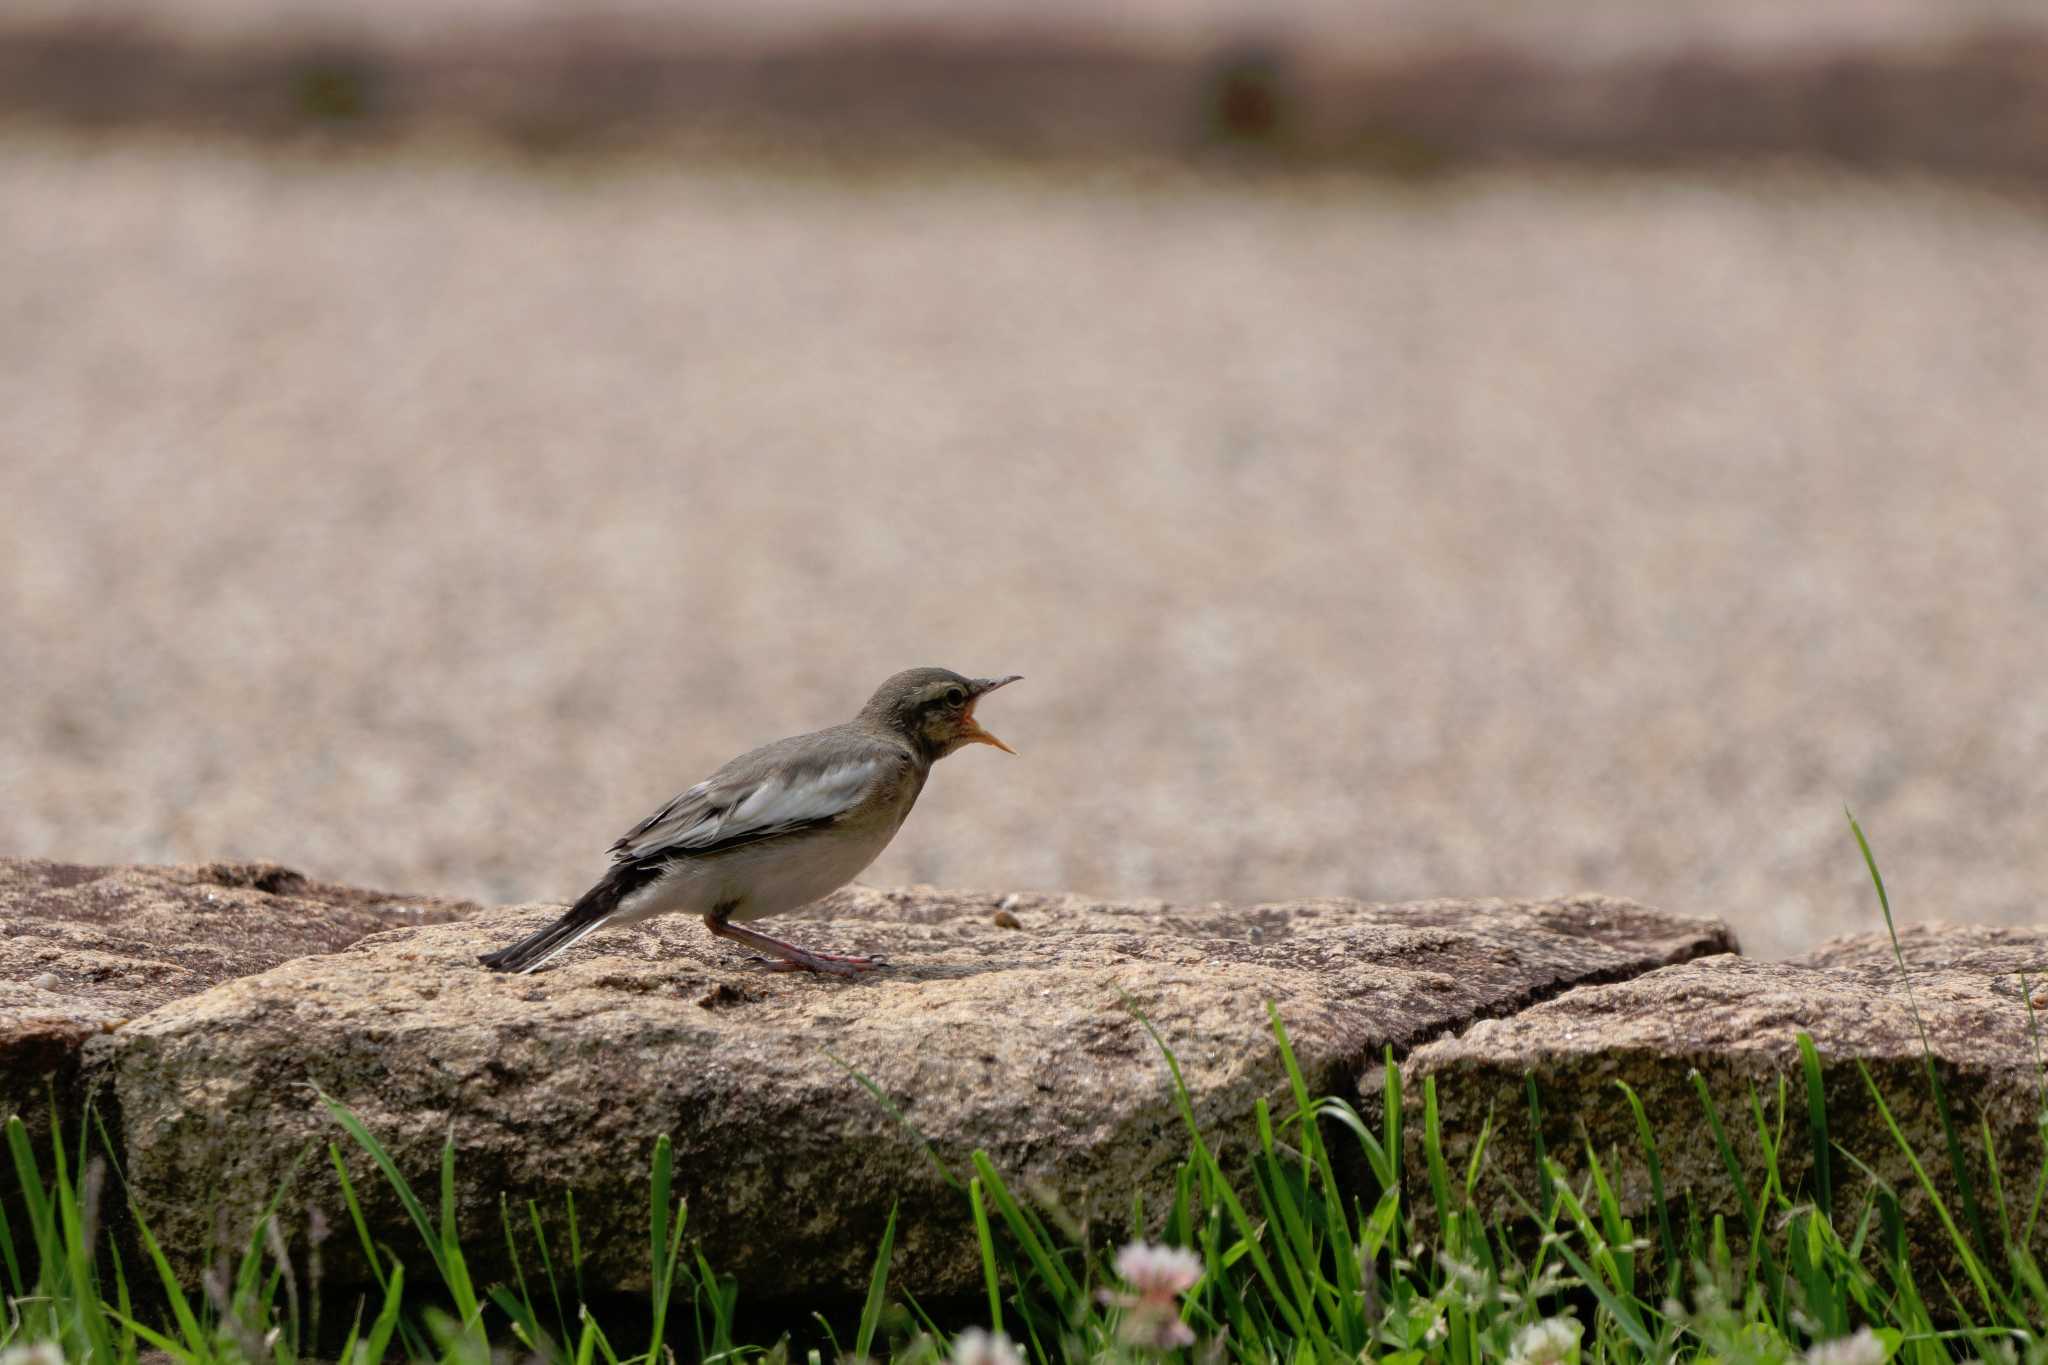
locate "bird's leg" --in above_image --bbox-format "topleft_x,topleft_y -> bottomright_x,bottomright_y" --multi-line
702,915 -> 884,977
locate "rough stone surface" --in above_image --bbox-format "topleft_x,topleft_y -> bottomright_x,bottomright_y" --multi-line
92,886 -> 1730,1302
1406,930 -> 2048,1271
0,857 -> 475,1134
1792,921 -> 2048,977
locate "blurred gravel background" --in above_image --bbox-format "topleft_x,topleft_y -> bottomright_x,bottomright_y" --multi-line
4,134 -> 2046,958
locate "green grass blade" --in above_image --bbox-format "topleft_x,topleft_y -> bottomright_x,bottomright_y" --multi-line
1125,999 -> 1317,1347
970,1152 -> 1077,1303
1547,1183 -> 1656,1355
969,1176 -> 1003,1335
646,1134 -> 683,1364
649,1134 -> 672,1292
490,1283 -> 554,1362
1421,1077 -> 1456,1251
1267,1004 -> 1363,1310
809,1308 -> 843,1360
4,1116 -> 55,1274
1582,1138 -> 1633,1296
567,1190 -> 587,1311
1976,1116 -> 2014,1260
853,1203 -> 897,1362
1855,1060 -> 2002,1322
824,1050 -> 963,1192
1252,1096 -> 1326,1320
1462,1106 -> 1493,1203
1614,1080 -> 1680,1288
1798,1033 -> 1834,1217
328,1141 -> 391,1294
126,1194 -> 211,1359
319,1091 -> 446,1280
1848,808 -> 1995,1262
1380,1050 -> 1404,1260
1747,1078 -> 1791,1320
358,1263 -> 406,1365
1524,1075 -> 1554,1221
691,1248 -> 734,1357
0,1149 -> 22,1302
529,1198 -> 569,1341
438,1135 -> 482,1325
47,1129 -> 116,1365
107,1308 -> 187,1358
1311,1098 -> 1393,1190
497,1194 -> 543,1354
1690,1071 -> 1761,1236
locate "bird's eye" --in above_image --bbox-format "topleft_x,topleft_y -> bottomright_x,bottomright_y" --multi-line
944,686 -> 966,707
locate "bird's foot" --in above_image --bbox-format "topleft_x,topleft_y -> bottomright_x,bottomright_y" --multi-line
705,916 -> 885,977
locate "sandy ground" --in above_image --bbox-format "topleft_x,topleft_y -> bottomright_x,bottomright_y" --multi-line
4,135 -> 2046,959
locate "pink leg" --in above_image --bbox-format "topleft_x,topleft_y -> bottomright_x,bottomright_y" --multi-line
703,916 -> 884,977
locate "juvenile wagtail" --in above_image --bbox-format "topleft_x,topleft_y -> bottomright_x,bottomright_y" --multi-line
479,667 -> 1021,976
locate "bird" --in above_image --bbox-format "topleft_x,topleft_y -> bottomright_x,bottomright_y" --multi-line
478,667 -> 1021,976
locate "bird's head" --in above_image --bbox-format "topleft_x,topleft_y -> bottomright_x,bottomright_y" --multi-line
862,667 -> 1022,762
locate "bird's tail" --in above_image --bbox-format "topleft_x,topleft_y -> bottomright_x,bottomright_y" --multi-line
478,865 -> 643,974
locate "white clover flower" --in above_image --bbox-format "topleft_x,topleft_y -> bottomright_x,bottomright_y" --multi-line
0,1344 -> 66,1365
1113,1241 -> 1204,1302
1507,1316 -> 1582,1365
951,1327 -> 1025,1365
1100,1242 -> 1202,1352
1805,1327 -> 1887,1365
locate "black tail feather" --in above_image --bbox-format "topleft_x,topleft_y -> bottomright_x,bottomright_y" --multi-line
478,863 -> 650,973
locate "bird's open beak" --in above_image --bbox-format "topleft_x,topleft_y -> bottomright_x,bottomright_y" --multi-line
962,675 -> 1022,754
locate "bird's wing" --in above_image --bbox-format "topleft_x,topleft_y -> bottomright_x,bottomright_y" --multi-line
609,733 -> 896,864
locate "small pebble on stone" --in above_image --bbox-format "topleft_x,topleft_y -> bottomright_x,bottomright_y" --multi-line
30,971 -> 62,991
993,910 -> 1022,929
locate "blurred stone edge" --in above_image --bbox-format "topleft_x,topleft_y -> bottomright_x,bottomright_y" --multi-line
4,12 -> 2048,180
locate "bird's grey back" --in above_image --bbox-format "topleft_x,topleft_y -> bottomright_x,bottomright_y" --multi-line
609,724 -> 917,864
